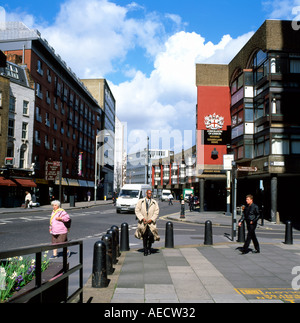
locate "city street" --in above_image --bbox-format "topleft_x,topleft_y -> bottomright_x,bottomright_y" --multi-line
1,201 -> 300,252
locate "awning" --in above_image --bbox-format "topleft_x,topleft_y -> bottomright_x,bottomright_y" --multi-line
78,180 -> 88,187
87,181 -> 95,188
0,177 -> 17,187
54,178 -> 69,186
67,179 -> 80,187
14,178 -> 37,188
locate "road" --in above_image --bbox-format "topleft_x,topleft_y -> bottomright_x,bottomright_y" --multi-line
1,202 -> 299,252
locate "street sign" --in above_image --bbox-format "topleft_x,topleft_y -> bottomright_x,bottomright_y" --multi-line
5,157 -> 14,166
45,161 -> 60,181
237,166 -> 257,172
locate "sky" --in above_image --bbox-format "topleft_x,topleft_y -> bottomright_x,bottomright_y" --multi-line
2,0 -> 300,153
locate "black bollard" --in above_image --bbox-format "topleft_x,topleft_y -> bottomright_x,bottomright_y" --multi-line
237,221 -> 245,243
285,220 -> 293,245
92,241 -> 109,288
107,229 -> 117,264
204,220 -> 213,245
180,200 -> 185,219
111,225 -> 121,257
165,221 -> 174,248
120,222 -> 130,251
101,234 -> 114,275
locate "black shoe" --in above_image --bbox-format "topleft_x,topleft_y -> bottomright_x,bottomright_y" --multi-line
252,250 -> 260,254
144,248 -> 148,256
241,249 -> 250,255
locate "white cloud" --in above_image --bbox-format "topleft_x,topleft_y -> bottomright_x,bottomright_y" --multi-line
4,0 -> 256,152
262,0 -> 300,19
112,30 -> 254,152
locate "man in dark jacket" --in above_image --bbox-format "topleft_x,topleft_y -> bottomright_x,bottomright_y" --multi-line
238,194 -> 260,254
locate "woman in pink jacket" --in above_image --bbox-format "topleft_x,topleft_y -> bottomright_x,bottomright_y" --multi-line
49,200 -> 70,258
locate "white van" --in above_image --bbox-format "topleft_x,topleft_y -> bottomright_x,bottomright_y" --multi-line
116,184 -> 152,213
161,189 -> 172,202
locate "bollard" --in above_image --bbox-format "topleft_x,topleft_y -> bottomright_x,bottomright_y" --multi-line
120,222 -> 130,251
101,234 -> 114,275
204,220 -> 213,245
111,225 -> 121,257
92,241 -> 109,288
180,200 -> 185,219
285,220 -> 293,245
107,229 -> 117,264
165,221 -> 174,248
237,221 -> 245,243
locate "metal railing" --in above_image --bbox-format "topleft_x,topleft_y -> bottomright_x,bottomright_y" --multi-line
0,240 -> 83,303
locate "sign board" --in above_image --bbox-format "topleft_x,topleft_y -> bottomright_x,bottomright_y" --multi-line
5,157 -> 14,166
45,161 -> 60,181
223,155 -> 234,170
237,166 -> 257,172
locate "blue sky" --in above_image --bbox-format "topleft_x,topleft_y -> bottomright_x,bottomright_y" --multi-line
2,0 -> 300,152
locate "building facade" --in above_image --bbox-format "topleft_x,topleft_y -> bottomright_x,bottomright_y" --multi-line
0,61 -> 36,207
196,20 -> 300,221
0,22 -> 103,205
81,79 -> 116,200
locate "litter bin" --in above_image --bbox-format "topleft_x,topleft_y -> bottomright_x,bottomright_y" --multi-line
70,195 -> 75,207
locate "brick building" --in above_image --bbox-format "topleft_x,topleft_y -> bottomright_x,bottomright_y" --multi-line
196,20 -> 300,222
0,22 -> 104,205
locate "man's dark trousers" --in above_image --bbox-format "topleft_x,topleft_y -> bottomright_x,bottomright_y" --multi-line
243,221 -> 260,252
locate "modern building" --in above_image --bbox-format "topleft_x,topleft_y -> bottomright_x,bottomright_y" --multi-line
151,146 -> 197,200
0,22 -> 103,205
0,60 -> 36,207
196,20 -> 300,221
81,78 -> 116,200
127,149 -> 173,186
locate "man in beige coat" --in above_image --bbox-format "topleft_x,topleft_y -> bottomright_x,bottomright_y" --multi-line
135,190 -> 160,256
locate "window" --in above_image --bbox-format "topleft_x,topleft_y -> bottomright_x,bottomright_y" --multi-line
23,101 -> 29,115
9,96 -> 16,113
19,145 -> 27,169
36,83 -> 43,99
290,60 -> 300,73
37,60 -> 43,76
8,119 -> 14,137
35,130 -> 41,145
272,137 -> 289,155
36,106 -> 42,122
22,122 -> 28,140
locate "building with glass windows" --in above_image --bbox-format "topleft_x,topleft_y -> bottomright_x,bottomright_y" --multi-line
196,20 -> 300,221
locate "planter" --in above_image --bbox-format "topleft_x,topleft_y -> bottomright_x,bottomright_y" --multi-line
7,262 -> 68,303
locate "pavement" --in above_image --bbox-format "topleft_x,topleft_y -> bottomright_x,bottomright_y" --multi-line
82,209 -> 300,304
2,201 -> 300,303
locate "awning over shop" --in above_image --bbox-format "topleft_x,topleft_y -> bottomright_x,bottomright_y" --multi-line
78,180 -> 88,187
67,179 -> 80,187
14,178 -> 37,188
54,178 -> 69,186
87,181 -> 95,188
0,177 -> 17,187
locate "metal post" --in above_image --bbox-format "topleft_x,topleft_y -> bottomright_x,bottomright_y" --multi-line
120,223 -> 130,251
199,178 -> 205,212
237,220 -> 245,243
204,220 -> 213,245
165,222 -> 174,248
271,175 -> 278,223
107,229 -> 117,264
285,221 -> 293,245
232,165 -> 237,241
102,234 -> 114,275
92,241 -> 109,288
180,199 -> 185,218
111,225 -> 120,257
